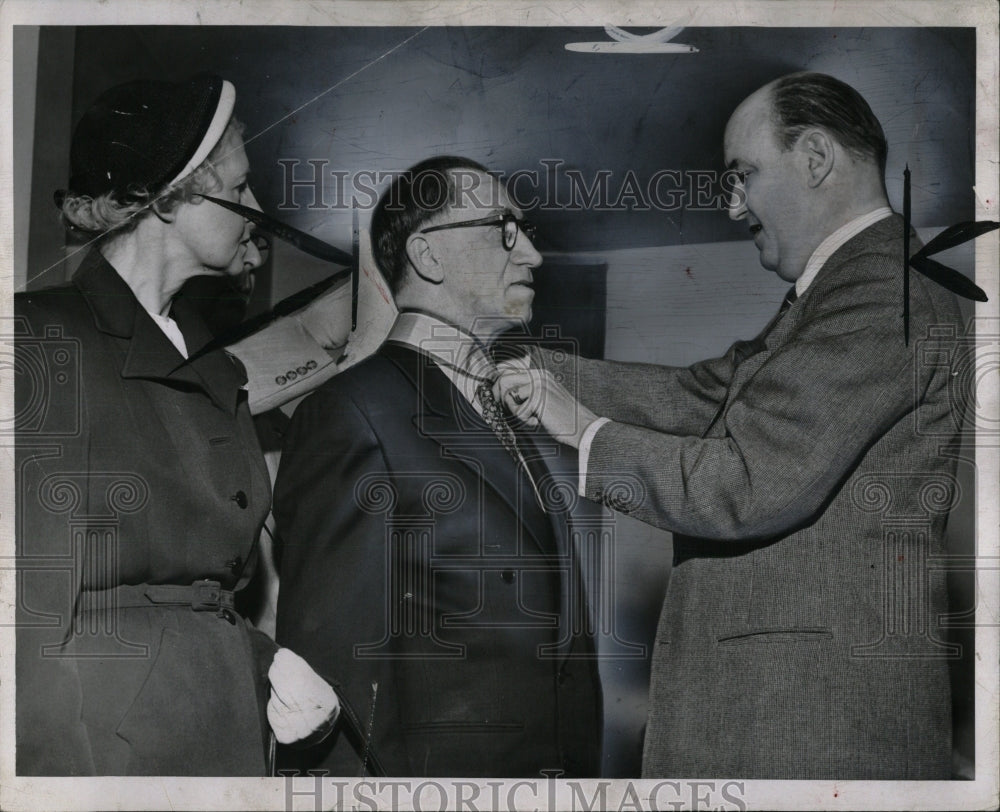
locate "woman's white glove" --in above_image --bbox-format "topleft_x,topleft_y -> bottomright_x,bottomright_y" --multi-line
267,647 -> 340,745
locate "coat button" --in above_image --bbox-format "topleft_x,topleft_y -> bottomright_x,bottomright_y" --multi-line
231,490 -> 248,509
500,570 -> 516,584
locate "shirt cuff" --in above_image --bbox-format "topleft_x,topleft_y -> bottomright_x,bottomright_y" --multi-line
577,417 -> 611,496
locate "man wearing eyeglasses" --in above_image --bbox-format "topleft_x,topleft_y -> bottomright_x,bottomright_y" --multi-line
272,156 -> 602,777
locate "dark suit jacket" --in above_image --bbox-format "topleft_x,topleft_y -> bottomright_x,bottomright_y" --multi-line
14,250 -> 275,775
548,216 -> 962,778
274,342 -> 602,777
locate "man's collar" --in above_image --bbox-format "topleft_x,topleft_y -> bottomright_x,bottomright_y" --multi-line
388,310 -> 494,378
796,207 -> 894,297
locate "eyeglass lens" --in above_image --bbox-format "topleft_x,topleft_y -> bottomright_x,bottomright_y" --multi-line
502,216 -> 536,251
502,218 -> 518,250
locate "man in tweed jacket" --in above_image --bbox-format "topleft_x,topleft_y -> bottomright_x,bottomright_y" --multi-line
497,72 -> 964,778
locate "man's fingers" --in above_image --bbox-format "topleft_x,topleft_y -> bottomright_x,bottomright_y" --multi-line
508,391 -> 540,422
496,355 -> 532,375
494,370 -> 533,400
495,368 -> 546,409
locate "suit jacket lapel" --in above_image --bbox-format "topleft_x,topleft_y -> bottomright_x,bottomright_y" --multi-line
74,250 -> 244,413
522,432 -> 605,661
702,215 -> 907,441
384,342 -> 596,665
172,296 -> 246,413
381,342 -> 554,555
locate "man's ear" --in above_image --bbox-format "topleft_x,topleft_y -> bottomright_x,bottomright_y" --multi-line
801,129 -> 835,188
405,234 -> 444,284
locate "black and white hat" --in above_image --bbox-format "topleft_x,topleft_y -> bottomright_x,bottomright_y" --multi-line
61,73 -> 236,202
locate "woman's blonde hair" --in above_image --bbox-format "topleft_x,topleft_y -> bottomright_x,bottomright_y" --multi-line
60,118 -> 246,238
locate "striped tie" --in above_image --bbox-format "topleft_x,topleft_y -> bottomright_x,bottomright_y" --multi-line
475,379 -> 546,510
731,286 -> 797,365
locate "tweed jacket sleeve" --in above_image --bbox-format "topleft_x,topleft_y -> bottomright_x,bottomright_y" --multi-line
537,345 -> 738,438
580,245 -> 949,540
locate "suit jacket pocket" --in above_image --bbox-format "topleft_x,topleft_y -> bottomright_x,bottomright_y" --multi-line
716,627 -> 833,646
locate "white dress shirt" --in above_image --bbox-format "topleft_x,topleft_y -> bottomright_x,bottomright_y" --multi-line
795,207 -> 893,297
144,307 -> 189,358
577,206 -> 895,495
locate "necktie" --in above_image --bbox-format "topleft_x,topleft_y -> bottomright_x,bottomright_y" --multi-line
734,286 -> 798,362
780,285 -> 798,313
475,379 -> 547,510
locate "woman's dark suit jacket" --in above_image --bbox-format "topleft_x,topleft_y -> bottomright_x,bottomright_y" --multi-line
15,249 -> 275,775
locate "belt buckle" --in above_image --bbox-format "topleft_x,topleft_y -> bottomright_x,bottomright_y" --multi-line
190,579 -> 222,612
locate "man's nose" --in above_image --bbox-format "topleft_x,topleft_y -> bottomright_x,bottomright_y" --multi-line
243,237 -> 263,270
728,179 -> 747,221
514,228 -> 543,266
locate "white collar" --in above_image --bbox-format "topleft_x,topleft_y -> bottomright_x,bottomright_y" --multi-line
796,207 -> 894,297
387,311 -> 494,380
141,305 -> 188,358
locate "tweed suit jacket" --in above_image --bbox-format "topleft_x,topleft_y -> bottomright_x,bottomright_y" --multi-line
273,342 -> 602,777
14,250 -> 275,775
547,215 -> 963,778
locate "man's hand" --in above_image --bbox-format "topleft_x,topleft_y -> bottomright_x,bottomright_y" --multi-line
494,359 -> 599,449
267,647 -> 341,745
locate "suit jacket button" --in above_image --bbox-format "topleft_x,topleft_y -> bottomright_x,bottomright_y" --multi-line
500,570 -> 516,584
231,490 -> 248,509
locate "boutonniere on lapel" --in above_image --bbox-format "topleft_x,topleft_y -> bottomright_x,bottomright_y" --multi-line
902,163 -> 995,345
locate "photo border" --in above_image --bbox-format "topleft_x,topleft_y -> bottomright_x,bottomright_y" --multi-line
1,1 -> 996,810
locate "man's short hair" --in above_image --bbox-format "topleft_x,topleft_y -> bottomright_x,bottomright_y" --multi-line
371,155 -> 491,295
771,72 -> 888,172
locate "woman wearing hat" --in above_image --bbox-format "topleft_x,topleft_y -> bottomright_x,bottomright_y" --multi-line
15,75 -> 338,776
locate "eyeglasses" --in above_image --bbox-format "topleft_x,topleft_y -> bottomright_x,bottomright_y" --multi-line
420,211 -> 537,251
